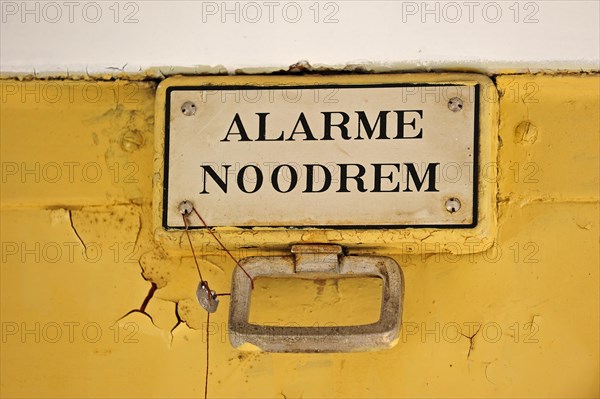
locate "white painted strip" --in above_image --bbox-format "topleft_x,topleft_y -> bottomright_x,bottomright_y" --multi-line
1,1 -> 598,75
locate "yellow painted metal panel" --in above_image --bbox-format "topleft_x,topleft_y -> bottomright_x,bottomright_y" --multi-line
496,74 -> 599,200
0,80 -> 156,207
0,74 -> 598,398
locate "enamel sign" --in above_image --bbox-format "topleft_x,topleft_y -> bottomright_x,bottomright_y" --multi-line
163,83 -> 478,228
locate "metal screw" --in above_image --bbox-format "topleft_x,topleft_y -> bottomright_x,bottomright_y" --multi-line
514,120 -> 538,145
445,198 -> 461,213
448,97 -> 463,112
178,200 -> 193,215
181,101 -> 196,116
120,130 -> 145,152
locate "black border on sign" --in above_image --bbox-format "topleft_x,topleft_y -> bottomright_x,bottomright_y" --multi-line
163,83 -> 480,230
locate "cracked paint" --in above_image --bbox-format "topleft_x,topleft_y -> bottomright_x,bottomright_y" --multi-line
117,283 -> 157,324
68,209 -> 87,253
460,325 -> 481,360
1,75 -> 598,398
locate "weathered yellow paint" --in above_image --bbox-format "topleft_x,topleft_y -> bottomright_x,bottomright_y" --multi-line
0,74 -> 598,398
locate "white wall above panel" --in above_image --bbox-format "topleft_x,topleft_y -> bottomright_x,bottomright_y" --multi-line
1,0 -> 599,75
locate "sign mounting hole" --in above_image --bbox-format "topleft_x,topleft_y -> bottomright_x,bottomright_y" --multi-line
445,197 -> 462,213
181,101 -> 196,116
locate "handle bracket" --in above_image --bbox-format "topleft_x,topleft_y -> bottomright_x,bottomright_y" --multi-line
228,244 -> 404,353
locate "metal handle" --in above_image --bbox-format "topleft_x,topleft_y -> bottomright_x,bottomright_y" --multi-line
228,244 -> 404,353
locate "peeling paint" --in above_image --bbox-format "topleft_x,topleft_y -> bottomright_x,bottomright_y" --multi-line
1,75 -> 598,398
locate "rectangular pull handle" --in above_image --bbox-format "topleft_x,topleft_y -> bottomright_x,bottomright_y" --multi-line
228,245 -> 404,353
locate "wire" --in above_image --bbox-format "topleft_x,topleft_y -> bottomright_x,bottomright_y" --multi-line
180,202 -> 254,399
182,214 -> 205,284
191,206 -> 255,288
205,311 -> 210,399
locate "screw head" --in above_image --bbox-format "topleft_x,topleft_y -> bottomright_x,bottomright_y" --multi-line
445,198 -> 461,213
178,200 -> 193,215
514,120 -> 539,145
181,101 -> 196,116
120,130 -> 145,152
448,97 -> 463,112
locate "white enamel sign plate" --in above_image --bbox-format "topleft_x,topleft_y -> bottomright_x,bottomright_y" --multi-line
163,84 -> 478,228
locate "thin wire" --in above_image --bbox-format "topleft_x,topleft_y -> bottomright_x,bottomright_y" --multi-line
182,203 -> 252,398
204,311 -> 210,399
191,207 -> 255,288
182,212 -> 211,398
182,214 -> 204,284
